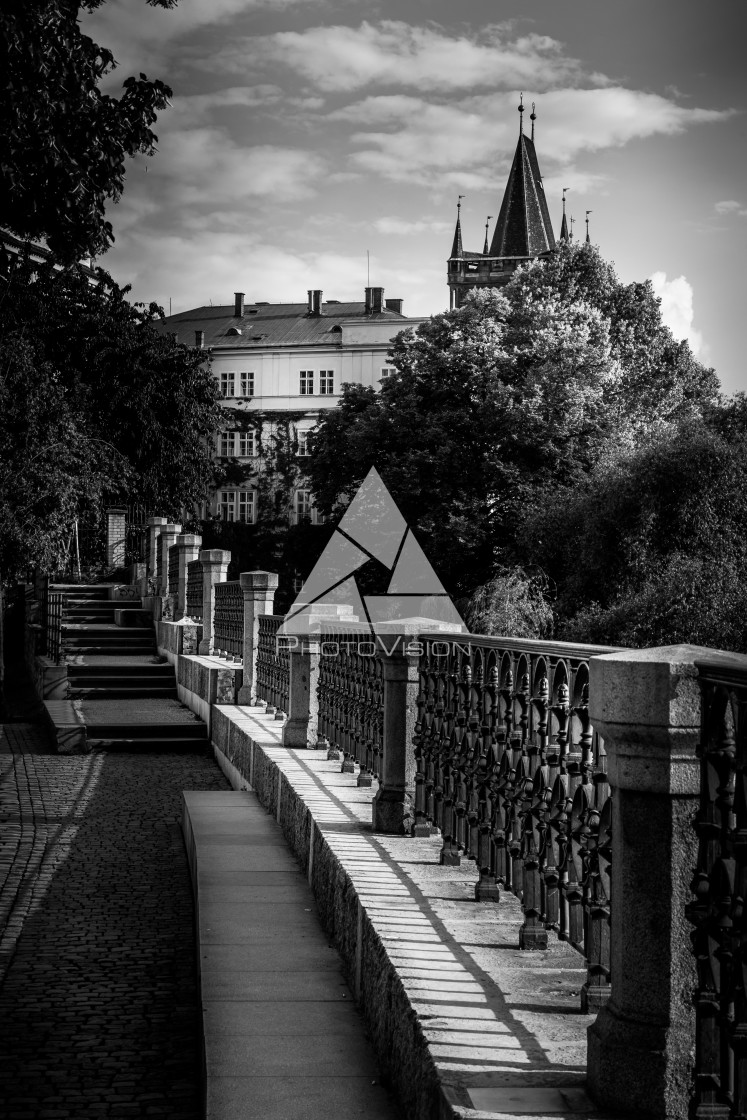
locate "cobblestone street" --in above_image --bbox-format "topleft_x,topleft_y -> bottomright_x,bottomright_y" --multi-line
0,723 -> 230,1119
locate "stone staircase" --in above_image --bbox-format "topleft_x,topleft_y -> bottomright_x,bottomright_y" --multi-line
44,584 -> 208,753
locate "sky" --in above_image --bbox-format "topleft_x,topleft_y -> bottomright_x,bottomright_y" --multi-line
83,0 -> 747,395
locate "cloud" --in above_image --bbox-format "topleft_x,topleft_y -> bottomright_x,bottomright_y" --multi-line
221,21 -> 589,92
83,0 -> 323,87
373,218 -> 451,236
100,228 -> 437,317
649,272 -> 704,357
327,87 -> 732,188
715,199 -> 747,217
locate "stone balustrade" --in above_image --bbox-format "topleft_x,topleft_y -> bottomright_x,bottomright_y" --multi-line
137,540 -> 747,1119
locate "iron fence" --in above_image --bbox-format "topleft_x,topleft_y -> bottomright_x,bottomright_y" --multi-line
213,581 -> 243,660
413,632 -> 618,1011
689,659 -> 747,1118
255,615 -> 289,714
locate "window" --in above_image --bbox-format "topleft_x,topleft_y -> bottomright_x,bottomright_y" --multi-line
380,367 -> 395,380
319,370 -> 334,395
239,371 -> 255,397
237,491 -> 256,523
299,370 -> 314,395
294,489 -> 312,523
219,490 -> 256,523
238,430 -> 257,458
219,431 -> 233,457
296,430 -> 312,456
220,372 -> 235,398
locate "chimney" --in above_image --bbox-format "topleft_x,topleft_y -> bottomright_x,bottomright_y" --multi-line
385,298 -> 403,314
371,287 -> 384,313
307,289 -> 323,316
195,329 -> 205,349
364,286 -> 373,313
234,292 -> 244,317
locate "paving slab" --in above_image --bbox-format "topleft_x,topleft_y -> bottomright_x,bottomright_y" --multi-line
183,790 -> 402,1120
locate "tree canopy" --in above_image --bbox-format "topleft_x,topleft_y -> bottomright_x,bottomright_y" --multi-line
1,0 -> 176,261
521,416 -> 747,652
0,255 -> 220,576
308,243 -> 719,600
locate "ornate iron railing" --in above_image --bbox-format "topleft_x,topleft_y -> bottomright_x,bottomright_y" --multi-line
186,559 -> 203,621
45,589 -> 64,664
316,626 -> 384,786
168,544 -> 179,596
213,581 -> 243,661
255,615 -> 289,713
689,659 -> 747,1118
413,632 -> 617,1010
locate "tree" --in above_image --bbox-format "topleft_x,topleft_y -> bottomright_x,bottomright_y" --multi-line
0,253 -> 221,574
309,247 -> 718,600
1,0 -> 176,262
521,420 -> 747,653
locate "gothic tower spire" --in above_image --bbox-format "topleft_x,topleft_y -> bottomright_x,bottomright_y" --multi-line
560,187 -> 569,242
447,97 -> 557,309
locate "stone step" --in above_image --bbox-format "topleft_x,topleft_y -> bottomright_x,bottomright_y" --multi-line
67,663 -> 174,679
64,635 -> 155,648
84,721 -> 207,739
68,685 -> 179,701
86,736 -> 209,752
113,609 -> 152,628
64,609 -> 117,621
51,584 -> 111,599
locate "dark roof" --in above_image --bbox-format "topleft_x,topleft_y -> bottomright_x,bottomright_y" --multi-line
156,301 -> 408,349
489,133 -> 556,258
450,214 -> 463,258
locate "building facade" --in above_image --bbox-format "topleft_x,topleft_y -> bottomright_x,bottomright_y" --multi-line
159,287 -> 423,524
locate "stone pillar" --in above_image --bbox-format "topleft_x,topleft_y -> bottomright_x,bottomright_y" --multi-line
198,550 -> 231,655
106,507 -> 127,570
284,640 -> 320,748
157,523 -> 181,597
175,533 -> 202,621
373,636 -> 419,834
146,517 -> 168,586
237,571 -> 278,705
586,645 -> 704,1119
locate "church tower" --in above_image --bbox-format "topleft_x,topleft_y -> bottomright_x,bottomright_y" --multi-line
448,97 -> 556,309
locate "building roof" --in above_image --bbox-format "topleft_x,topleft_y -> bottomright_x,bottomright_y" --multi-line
157,301 -> 410,349
488,132 -> 556,258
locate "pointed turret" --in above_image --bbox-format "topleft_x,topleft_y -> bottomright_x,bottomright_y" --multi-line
585,210 -> 592,244
451,196 -> 464,259
489,99 -> 556,258
560,188 -> 569,242
446,97 -> 557,309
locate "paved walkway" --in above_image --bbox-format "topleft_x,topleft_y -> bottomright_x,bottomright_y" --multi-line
0,722 -> 230,1119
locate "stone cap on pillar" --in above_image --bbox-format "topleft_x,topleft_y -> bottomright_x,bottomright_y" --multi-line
106,507 -> 127,515
589,644 -> 743,795
200,549 -> 231,566
163,523 -> 182,535
176,533 -> 202,547
147,516 -> 169,527
240,570 -> 279,597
